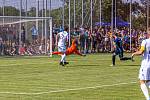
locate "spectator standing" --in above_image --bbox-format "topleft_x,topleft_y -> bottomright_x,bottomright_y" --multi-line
31,25 -> 38,41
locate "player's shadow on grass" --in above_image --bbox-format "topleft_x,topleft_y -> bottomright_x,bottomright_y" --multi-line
122,64 -> 140,66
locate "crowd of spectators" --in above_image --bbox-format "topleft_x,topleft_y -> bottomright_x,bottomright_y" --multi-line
0,25 -> 148,56
72,26 -> 147,53
0,25 -> 47,56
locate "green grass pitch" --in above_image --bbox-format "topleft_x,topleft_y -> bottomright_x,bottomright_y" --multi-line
0,54 -> 146,100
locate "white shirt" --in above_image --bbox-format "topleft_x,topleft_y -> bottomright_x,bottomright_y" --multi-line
141,38 -> 150,67
58,31 -> 68,47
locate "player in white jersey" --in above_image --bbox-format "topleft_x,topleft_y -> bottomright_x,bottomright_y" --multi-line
57,27 -> 69,66
132,31 -> 150,100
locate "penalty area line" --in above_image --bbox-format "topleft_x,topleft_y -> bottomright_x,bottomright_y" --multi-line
0,81 -> 137,95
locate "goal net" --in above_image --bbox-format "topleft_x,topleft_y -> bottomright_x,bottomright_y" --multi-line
0,16 -> 52,56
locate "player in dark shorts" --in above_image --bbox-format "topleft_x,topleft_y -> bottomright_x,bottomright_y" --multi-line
111,33 -> 133,66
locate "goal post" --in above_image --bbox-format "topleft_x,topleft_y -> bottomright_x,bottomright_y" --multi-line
0,16 -> 53,57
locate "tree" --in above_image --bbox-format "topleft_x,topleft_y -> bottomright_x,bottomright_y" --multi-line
0,6 -> 19,16
28,7 -> 36,17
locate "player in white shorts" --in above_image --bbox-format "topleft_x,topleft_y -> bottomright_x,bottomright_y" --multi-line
132,31 -> 150,100
57,27 -> 69,66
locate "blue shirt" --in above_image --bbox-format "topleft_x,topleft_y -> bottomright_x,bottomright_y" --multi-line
31,26 -> 38,36
114,37 -> 123,50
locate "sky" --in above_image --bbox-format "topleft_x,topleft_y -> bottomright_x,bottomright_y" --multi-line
0,0 -> 63,10
0,0 -> 142,11
123,0 -> 141,3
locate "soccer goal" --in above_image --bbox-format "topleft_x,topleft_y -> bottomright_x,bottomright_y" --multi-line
0,16 -> 53,56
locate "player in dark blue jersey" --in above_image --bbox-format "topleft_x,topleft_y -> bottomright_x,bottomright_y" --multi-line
111,33 -> 133,66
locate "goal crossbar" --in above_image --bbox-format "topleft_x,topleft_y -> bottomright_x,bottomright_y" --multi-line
0,16 -> 52,19
0,16 -> 53,57
0,19 -> 45,26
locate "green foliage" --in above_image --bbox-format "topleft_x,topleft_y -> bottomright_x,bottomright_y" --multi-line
0,6 -> 19,16
27,7 -> 36,17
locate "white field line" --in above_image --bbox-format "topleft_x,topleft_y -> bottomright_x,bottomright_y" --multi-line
0,82 -> 137,95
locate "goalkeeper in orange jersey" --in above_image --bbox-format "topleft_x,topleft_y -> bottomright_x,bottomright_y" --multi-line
53,37 -> 86,58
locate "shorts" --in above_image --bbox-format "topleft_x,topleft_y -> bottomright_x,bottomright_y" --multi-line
32,35 -> 38,40
114,48 -> 123,58
139,66 -> 150,80
58,46 -> 66,53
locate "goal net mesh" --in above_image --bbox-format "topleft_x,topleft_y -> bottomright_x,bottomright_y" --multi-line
0,16 -> 52,56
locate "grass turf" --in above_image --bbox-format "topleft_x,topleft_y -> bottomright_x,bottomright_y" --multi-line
0,54 -> 145,100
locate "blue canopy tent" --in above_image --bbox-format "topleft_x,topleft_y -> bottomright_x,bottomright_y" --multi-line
95,22 -> 111,26
115,18 -> 130,27
95,18 -> 130,27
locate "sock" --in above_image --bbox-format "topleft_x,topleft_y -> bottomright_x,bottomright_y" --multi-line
141,84 -> 150,100
112,54 -> 116,65
120,57 -> 131,61
63,54 -> 66,62
61,54 -> 66,63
